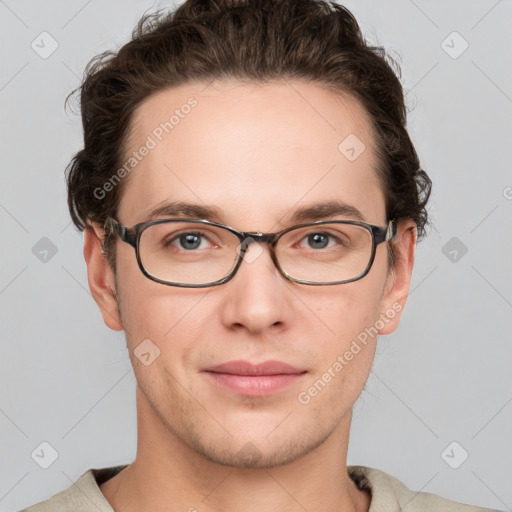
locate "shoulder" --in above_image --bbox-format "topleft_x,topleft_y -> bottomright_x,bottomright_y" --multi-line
19,465 -> 127,512
348,465 -> 502,512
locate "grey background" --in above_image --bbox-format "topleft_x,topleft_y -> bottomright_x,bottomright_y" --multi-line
1,0 -> 511,510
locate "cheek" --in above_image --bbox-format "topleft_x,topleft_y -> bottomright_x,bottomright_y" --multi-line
116,273 -> 215,379
298,297 -> 380,414
114,260 -> 184,342
309,276 -> 385,338
303,279 -> 385,375
114,244 -> 193,334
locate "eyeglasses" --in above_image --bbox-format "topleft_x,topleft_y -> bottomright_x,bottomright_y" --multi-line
104,217 -> 397,288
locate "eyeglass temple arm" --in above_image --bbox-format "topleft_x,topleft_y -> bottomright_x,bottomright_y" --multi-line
386,220 -> 397,241
104,218 -> 137,247
373,220 -> 397,244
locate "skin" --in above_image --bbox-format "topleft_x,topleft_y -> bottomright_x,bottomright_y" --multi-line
84,79 -> 416,512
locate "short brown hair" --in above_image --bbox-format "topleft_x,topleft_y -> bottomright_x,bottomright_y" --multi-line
66,0 -> 431,269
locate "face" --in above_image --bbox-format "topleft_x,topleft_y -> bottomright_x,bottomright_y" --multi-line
86,79 -> 415,468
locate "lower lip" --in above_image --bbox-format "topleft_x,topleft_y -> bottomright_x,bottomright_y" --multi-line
204,372 -> 306,396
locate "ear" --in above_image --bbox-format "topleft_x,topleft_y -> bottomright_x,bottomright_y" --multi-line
377,218 -> 417,335
83,223 -> 124,331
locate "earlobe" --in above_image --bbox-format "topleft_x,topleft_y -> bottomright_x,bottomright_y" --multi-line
377,219 -> 417,335
83,224 -> 124,331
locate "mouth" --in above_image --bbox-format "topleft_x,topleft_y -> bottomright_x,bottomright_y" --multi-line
203,360 -> 307,396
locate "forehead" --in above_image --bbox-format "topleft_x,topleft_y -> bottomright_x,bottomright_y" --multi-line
118,79 -> 385,228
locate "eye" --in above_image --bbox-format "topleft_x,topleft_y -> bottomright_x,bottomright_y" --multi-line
306,232 -> 331,249
299,231 -> 343,250
169,231 -> 212,250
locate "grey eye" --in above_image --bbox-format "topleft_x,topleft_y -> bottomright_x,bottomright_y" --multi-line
178,233 -> 202,250
307,233 -> 330,249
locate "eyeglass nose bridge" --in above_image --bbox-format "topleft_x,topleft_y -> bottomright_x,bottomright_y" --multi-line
235,231 -> 285,281
238,231 -> 276,251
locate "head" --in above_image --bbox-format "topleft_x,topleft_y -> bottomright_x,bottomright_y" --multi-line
69,0 -> 431,468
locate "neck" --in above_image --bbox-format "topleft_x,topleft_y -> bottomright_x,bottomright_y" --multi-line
100,386 -> 370,512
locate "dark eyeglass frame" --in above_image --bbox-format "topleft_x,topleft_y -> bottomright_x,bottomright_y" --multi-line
104,217 -> 397,288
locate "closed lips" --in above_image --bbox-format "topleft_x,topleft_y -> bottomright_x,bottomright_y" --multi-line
204,360 -> 306,376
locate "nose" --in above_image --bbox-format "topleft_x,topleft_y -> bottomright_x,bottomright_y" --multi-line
219,242 -> 292,335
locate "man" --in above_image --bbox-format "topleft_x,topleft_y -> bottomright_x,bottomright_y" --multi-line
22,0 -> 500,510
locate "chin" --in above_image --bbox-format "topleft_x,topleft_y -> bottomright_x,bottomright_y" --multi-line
181,424 -> 334,469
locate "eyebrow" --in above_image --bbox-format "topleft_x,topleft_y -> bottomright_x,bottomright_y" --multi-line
287,200 -> 366,223
146,201 -> 224,221
145,199 -> 366,225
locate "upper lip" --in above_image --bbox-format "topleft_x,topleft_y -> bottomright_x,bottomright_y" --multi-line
204,360 -> 305,376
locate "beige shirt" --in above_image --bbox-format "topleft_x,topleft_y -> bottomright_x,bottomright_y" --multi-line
21,465 -> 501,511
